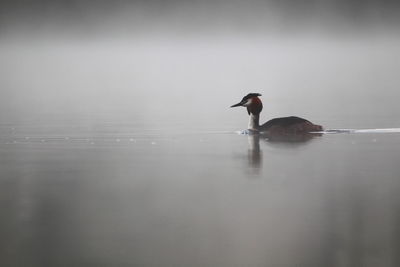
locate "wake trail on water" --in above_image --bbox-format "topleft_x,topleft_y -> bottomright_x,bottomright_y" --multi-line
321,128 -> 400,134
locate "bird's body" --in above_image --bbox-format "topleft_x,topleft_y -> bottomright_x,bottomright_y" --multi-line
261,116 -> 323,134
231,93 -> 323,134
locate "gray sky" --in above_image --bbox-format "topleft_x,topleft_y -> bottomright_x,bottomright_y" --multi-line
1,0 -> 400,39
1,0 -> 399,125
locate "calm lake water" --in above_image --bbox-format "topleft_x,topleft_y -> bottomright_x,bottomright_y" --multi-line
1,37 -> 400,266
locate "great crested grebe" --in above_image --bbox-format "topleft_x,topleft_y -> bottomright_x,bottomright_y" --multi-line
231,93 -> 323,134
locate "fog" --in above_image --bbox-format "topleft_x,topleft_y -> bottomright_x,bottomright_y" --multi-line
1,0 -> 399,123
1,0 -> 400,127
1,0 -> 400,38
1,37 -> 400,130
1,1 -> 400,266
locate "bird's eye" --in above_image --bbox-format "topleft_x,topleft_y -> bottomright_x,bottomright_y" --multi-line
244,99 -> 252,106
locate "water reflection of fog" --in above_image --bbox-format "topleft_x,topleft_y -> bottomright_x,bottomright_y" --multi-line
1,128 -> 400,265
244,132 -> 400,266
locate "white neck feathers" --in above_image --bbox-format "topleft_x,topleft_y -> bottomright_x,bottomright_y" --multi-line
248,113 -> 260,130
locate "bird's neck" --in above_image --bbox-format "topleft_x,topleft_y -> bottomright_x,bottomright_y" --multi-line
248,113 -> 260,131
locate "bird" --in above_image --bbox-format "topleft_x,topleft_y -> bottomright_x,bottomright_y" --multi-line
231,93 -> 323,134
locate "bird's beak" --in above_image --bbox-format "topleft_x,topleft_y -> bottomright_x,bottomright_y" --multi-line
230,102 -> 243,108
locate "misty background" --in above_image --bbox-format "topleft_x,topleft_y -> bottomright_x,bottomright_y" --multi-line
1,0 -> 400,37
0,0 -> 400,129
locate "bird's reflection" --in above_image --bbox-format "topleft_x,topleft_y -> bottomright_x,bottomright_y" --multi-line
247,134 -> 262,170
247,132 -> 322,170
264,132 -> 322,143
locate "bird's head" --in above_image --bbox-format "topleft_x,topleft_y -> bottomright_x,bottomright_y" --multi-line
230,93 -> 263,115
